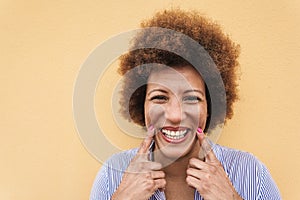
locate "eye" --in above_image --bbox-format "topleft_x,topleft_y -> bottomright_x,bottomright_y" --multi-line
150,95 -> 168,103
182,95 -> 202,103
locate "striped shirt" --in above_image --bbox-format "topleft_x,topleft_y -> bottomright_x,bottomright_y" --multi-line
90,144 -> 281,200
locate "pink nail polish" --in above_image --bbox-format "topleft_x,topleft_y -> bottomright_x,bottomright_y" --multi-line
197,127 -> 203,133
148,125 -> 154,131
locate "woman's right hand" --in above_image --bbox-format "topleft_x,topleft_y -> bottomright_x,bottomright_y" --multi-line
111,127 -> 166,200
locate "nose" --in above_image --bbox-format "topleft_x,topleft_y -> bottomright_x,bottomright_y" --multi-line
164,97 -> 185,125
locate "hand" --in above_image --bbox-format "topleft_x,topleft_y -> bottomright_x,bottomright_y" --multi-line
186,129 -> 243,200
111,126 -> 166,200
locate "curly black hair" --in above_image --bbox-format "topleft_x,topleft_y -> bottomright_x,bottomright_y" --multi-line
118,8 -> 240,130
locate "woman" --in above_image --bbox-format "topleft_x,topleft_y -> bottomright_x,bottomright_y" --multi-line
90,9 -> 281,200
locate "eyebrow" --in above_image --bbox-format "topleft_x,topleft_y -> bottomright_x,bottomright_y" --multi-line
147,89 -> 167,96
147,89 -> 205,96
183,89 -> 205,96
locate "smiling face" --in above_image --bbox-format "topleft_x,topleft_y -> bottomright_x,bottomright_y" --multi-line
144,65 -> 208,160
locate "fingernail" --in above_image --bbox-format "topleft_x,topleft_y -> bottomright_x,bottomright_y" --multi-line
197,127 -> 203,134
148,125 -> 154,131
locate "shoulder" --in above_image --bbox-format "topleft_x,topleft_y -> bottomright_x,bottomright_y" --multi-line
213,144 -> 264,180
106,148 -> 139,163
90,148 -> 139,200
104,148 -> 138,172
213,144 -> 261,168
213,144 -> 281,199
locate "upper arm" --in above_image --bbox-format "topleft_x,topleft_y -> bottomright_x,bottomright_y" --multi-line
257,163 -> 281,200
90,165 -> 110,200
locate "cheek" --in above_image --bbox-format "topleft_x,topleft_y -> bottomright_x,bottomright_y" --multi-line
198,105 -> 208,126
184,104 -> 207,123
144,103 -> 165,126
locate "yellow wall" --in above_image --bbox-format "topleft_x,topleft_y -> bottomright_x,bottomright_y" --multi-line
1,0 -> 300,199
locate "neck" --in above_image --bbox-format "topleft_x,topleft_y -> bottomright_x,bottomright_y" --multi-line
162,156 -> 191,179
156,139 -> 202,179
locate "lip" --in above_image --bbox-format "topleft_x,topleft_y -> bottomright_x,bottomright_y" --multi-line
159,126 -> 190,144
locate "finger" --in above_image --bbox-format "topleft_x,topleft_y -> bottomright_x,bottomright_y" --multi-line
154,179 -> 166,190
196,128 -> 213,161
187,174 -> 218,195
150,170 -> 165,179
148,161 -> 163,171
188,157 -> 210,171
196,128 -> 208,159
186,175 -> 201,189
126,160 -> 161,173
138,125 -> 155,154
137,160 -> 162,171
186,167 -> 206,179
201,138 -> 218,163
205,145 -> 218,162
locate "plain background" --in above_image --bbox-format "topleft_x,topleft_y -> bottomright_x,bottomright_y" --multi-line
1,0 -> 300,199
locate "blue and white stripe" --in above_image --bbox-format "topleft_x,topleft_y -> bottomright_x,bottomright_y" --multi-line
90,144 -> 281,200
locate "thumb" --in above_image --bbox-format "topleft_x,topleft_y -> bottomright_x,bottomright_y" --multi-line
138,125 -> 155,154
196,128 -> 212,160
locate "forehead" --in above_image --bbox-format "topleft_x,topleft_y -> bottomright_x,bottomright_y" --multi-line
147,65 -> 205,90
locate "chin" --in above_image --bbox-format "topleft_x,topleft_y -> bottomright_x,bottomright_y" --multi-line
155,132 -> 198,160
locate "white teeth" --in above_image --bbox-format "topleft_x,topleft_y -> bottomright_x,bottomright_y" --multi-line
161,129 -> 188,140
171,131 -> 175,136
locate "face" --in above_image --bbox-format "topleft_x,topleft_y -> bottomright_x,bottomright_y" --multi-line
144,65 -> 208,160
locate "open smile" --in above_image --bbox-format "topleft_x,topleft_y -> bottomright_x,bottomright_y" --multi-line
160,127 -> 190,143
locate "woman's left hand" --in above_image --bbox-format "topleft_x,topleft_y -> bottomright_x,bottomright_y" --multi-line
186,131 -> 243,200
